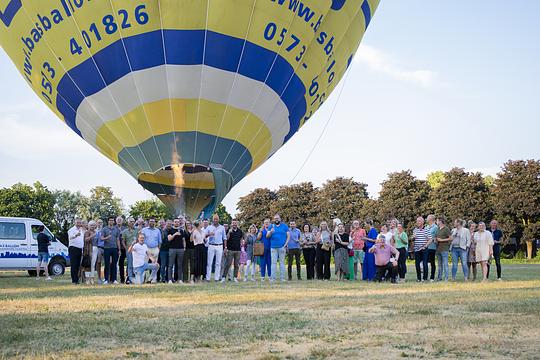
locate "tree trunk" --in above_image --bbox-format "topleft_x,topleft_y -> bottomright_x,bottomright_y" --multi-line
526,240 -> 533,260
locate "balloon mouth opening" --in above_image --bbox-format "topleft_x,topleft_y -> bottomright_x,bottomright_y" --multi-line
138,164 -> 216,218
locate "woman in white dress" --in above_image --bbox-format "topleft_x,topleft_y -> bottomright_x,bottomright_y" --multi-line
473,222 -> 494,281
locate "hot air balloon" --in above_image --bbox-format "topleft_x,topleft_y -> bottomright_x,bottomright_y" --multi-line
0,0 -> 379,218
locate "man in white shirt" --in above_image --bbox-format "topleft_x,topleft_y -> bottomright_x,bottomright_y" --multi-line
129,233 -> 160,284
67,218 -> 85,284
205,214 -> 227,281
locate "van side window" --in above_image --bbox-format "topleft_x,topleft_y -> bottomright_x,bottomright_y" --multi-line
31,225 -> 55,242
0,222 -> 26,240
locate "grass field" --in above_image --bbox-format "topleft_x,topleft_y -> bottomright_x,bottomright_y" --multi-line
1,264 -> 539,359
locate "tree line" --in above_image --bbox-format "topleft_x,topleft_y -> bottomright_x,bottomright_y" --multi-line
237,160 -> 540,248
0,160 -> 538,247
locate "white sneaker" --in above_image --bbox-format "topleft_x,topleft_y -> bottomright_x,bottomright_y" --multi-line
497,278 -> 502,281
168,280 -> 173,284
220,278 -> 226,283
251,277 -> 255,282
113,281 -> 119,285
243,278 -> 247,282
178,280 -> 183,284
102,280 -> 109,285
35,276 -> 40,280
233,278 -> 238,283
46,277 -> 52,281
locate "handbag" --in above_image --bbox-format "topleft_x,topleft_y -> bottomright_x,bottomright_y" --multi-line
253,242 -> 265,256
321,242 -> 331,251
81,254 -> 91,268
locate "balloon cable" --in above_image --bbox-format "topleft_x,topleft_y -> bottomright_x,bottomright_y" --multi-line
288,64 -> 354,185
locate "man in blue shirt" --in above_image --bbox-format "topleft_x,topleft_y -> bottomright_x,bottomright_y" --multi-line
287,220 -> 302,281
425,215 -> 439,282
141,218 -> 162,261
488,220 -> 503,280
205,214 -> 227,281
267,214 -> 290,282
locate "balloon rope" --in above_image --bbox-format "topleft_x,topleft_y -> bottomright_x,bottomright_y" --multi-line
288,65 -> 353,185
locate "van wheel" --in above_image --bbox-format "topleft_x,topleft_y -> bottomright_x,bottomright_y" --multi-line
49,260 -> 66,276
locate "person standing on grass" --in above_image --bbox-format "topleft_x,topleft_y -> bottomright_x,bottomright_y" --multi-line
267,214 -> 290,282
334,223 -> 350,281
206,214 -> 227,282
101,217 -> 121,285
258,219 -> 272,281
36,225 -> 52,281
287,220 -> 302,281
316,221 -> 333,280
82,221 -> 97,284
381,225 -> 393,245
68,218 -> 85,284
488,220 -> 503,280
183,221 -> 195,283
122,218 -> 138,284
222,219 -> 243,283
474,222 -> 494,282
141,218 -> 162,264
92,219 -> 104,284
160,220 -> 172,282
435,217 -> 452,282
192,221 -> 206,282
450,219 -> 470,281
350,220 -> 365,281
394,223 -> 409,282
129,233 -> 160,284
412,217 -> 432,282
244,224 -> 257,282
301,224 -> 317,280
425,215 -> 438,282
467,222 -> 478,281
168,218 -> 186,284
370,234 -> 399,283
362,220 -> 378,281
115,216 -> 128,284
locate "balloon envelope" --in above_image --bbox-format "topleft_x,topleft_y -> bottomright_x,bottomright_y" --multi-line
0,0 -> 379,218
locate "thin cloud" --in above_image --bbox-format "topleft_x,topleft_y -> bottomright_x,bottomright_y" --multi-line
355,44 -> 438,87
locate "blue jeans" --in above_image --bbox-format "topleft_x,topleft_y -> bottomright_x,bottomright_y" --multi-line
134,263 -> 159,284
260,249 -> 272,278
451,247 -> 468,279
159,250 -> 169,282
271,247 -> 286,281
437,251 -> 449,281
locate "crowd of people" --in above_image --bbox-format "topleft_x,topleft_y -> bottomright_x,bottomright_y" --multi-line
35,212 -> 504,285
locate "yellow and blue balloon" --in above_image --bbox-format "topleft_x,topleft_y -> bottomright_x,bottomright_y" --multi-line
0,0 -> 379,218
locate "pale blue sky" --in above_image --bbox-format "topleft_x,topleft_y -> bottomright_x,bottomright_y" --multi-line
1,1 -> 539,215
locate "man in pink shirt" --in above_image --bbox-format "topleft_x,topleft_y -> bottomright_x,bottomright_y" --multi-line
369,235 -> 400,284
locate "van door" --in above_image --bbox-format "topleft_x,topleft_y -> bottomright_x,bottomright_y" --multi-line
0,221 -> 29,269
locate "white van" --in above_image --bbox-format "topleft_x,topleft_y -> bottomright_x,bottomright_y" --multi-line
0,217 -> 69,276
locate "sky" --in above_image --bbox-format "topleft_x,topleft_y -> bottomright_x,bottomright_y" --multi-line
1,1 -> 539,216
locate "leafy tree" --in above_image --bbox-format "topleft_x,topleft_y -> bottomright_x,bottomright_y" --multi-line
357,198 -> 382,227
129,198 -> 173,220
493,160 -> 540,242
315,177 -> 369,225
214,203 -> 232,225
377,171 -> 431,232
427,171 -> 445,189
237,188 -> 277,226
87,186 -> 123,220
0,182 -> 55,229
430,168 -> 492,223
53,190 -> 89,242
269,182 -> 319,225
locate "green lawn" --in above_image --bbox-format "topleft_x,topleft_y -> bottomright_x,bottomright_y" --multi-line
1,264 -> 539,359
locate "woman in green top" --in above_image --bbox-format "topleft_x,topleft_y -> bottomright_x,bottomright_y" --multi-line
394,223 -> 409,282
